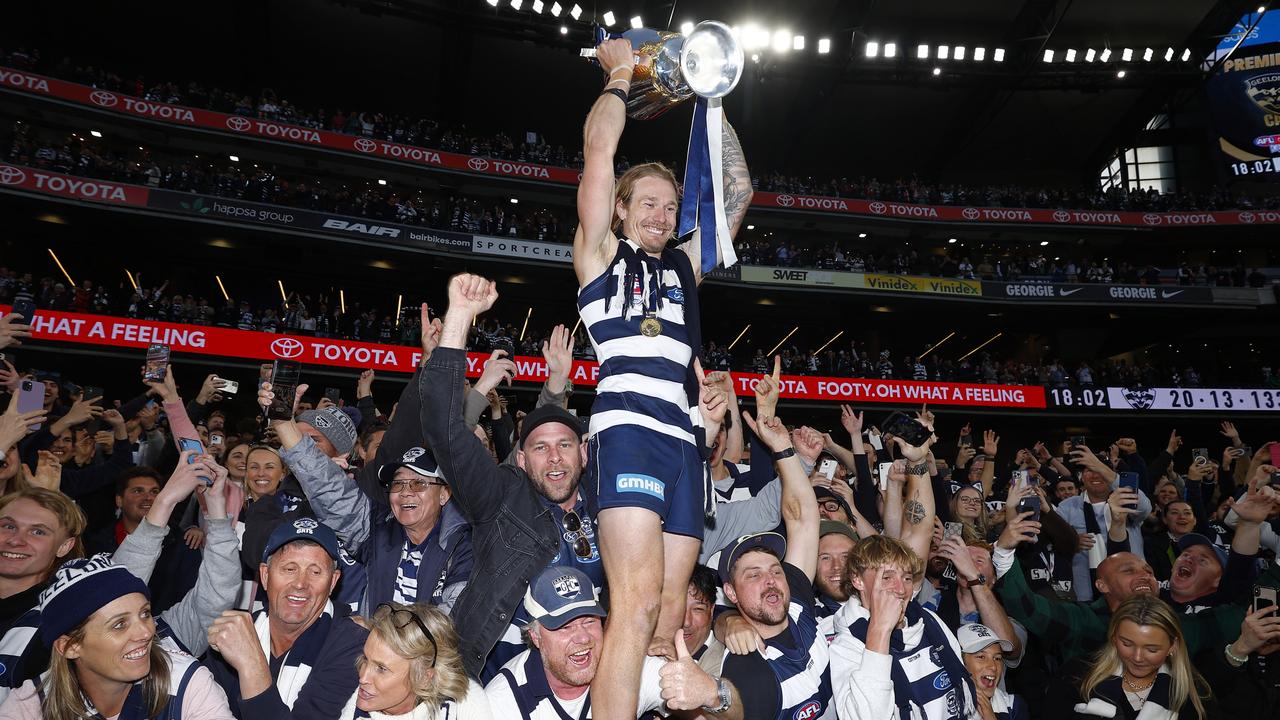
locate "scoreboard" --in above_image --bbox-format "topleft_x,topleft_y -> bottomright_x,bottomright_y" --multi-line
1046,386 -> 1280,412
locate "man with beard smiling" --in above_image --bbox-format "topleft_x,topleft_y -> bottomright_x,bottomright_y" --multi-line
485,566 -> 743,720
816,521 -> 858,642
423,274 -> 606,682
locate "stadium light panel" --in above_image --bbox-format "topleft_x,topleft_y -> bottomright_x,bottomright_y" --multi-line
90,130 -> 102,138
917,43 -> 929,59
681,21 -> 694,36
1164,47 -> 1174,61
866,41 -> 879,57
973,47 -> 986,61
509,0 -> 521,10
773,30 -> 792,53
1122,48 -> 1133,61
954,45 -> 966,60
1100,48 -> 1112,62
1085,48 -> 1096,62
938,45 -> 949,60
1143,47 -> 1153,61
818,38 -> 831,54
1180,48 -> 1190,61
1043,49 -> 1054,62
229,155 -> 240,162
532,0 -> 543,13
883,42 -> 896,57
793,35 -> 806,51
550,2 -> 561,16
1065,48 -> 1076,62
486,0 -> 498,5
569,3 -> 581,19
602,10 -> 615,26
993,48 -> 1005,62
377,179 -> 387,186
630,15 -> 643,28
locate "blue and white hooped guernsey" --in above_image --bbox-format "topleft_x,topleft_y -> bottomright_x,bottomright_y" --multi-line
577,237 -> 699,443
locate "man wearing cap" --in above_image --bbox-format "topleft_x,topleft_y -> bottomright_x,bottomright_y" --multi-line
485,566 -> 743,720
707,405 -> 829,720
423,275 -> 609,681
957,623 -> 1028,720
204,518 -> 369,720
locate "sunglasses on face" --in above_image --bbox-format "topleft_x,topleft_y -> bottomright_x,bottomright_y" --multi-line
562,509 -> 593,559
376,603 -> 437,667
388,478 -> 446,493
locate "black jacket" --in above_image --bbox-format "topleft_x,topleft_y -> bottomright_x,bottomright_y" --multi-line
421,347 -> 563,677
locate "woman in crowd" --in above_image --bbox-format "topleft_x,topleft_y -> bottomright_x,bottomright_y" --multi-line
224,441 -> 251,490
1044,595 -> 1214,720
951,485 -> 993,541
958,623 -> 1028,720
243,445 -> 286,501
341,602 -> 490,719
0,556 -> 233,720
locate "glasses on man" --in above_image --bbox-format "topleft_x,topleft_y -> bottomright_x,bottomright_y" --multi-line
376,603 -> 437,667
561,509 -> 594,560
388,478 -> 447,493
818,499 -> 843,514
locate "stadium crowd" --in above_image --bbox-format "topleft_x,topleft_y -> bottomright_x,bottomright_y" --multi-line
6,46 -> 1280,213
5,123 -> 1276,292
0,269 -> 1276,719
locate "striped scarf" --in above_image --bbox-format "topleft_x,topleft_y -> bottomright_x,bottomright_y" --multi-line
1074,666 -> 1177,720
253,601 -> 334,709
843,598 -> 975,720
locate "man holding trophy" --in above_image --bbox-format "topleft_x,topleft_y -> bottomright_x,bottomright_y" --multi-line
573,26 -> 752,719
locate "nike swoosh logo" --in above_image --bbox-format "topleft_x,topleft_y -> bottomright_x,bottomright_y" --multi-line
1161,290 -> 1184,299
1058,288 -> 1082,296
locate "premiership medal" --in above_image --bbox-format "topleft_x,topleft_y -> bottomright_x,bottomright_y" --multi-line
640,314 -> 663,337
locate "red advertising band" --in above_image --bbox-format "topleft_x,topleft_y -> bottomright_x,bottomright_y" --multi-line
0,306 -> 1047,409
2,66 -> 1275,229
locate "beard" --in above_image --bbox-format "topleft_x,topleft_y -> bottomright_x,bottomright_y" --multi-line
740,590 -> 790,626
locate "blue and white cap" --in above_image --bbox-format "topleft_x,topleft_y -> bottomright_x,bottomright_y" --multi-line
377,446 -> 444,486
523,566 -> 606,630
957,623 -> 1014,654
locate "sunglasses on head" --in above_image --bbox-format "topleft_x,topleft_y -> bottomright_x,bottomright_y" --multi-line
376,603 -> 437,667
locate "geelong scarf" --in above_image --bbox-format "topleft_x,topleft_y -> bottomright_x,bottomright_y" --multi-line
844,599 -> 975,720
1073,666 -> 1177,720
254,600 -> 334,709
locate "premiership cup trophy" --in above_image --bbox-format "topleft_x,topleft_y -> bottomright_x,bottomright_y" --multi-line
581,21 -> 745,120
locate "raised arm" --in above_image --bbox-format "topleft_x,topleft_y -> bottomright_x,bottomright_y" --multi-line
574,38 -> 633,285
745,411 -> 819,581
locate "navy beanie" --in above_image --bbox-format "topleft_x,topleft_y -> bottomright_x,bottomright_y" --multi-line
39,554 -> 150,648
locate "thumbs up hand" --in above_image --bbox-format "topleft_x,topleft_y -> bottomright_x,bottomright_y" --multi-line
659,632 -> 722,711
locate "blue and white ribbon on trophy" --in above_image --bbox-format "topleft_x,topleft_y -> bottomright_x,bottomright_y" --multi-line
678,97 -> 738,275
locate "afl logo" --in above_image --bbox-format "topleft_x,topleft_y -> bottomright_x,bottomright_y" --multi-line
962,207 -> 980,220
793,701 -> 822,720
353,138 -> 378,153
776,194 -> 795,207
226,116 -> 253,133
1142,213 -> 1162,226
467,157 -> 490,172
1053,210 -> 1071,223
89,90 -> 118,107
869,201 -> 886,215
270,337 -> 304,359
0,165 -> 26,185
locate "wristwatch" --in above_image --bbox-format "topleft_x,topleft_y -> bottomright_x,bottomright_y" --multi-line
969,573 -> 989,586
701,677 -> 732,714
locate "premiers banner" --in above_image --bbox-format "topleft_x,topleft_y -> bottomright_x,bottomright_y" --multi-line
4,65 -> 1278,228
984,281 -> 1220,306
1206,41 -> 1280,181
0,306 -> 1046,409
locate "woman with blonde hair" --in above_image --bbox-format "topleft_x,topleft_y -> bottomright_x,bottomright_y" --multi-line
1044,595 -> 1215,720
341,602 -> 490,719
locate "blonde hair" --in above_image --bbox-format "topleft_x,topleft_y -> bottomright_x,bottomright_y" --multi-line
1081,595 -> 1209,719
44,626 -> 171,720
245,445 -> 287,497
611,162 -> 680,233
950,486 -> 990,540
0,488 -> 85,568
842,535 -> 925,598
359,603 -> 471,710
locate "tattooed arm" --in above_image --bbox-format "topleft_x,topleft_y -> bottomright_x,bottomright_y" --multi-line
901,463 -> 936,588
682,119 -> 753,284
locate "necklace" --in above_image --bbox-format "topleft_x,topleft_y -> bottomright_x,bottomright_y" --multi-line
1122,674 -> 1155,692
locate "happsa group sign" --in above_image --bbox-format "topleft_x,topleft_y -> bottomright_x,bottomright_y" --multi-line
2,307 -> 1046,408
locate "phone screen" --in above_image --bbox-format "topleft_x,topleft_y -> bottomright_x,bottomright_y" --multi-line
142,344 -> 170,382
17,379 -> 44,430
266,361 -> 301,420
